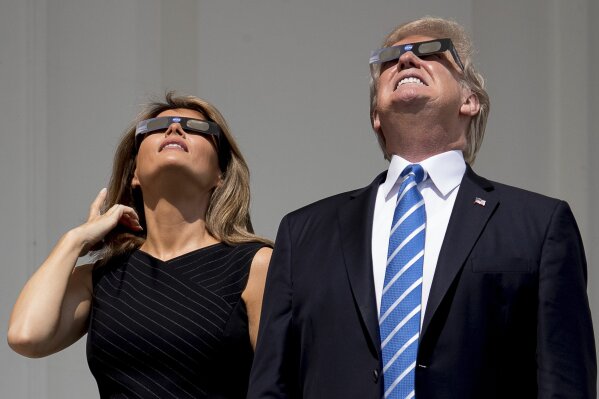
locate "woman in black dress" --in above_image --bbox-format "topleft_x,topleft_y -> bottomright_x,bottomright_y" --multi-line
8,93 -> 272,398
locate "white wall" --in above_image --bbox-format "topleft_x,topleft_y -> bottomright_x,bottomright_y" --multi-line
589,0 -> 599,338
1,0 -> 597,397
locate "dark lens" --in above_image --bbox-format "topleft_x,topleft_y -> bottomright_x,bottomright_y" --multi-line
417,41 -> 442,55
378,46 -> 401,63
186,119 -> 210,132
145,118 -> 168,132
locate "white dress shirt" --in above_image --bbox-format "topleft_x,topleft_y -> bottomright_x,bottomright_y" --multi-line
371,150 -> 466,327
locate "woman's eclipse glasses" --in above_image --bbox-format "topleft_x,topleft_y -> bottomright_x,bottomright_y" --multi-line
135,116 -> 230,170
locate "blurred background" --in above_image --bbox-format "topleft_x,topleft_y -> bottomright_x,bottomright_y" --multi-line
1,0 -> 597,396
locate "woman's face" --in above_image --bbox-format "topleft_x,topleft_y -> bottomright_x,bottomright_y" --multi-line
132,108 -> 221,194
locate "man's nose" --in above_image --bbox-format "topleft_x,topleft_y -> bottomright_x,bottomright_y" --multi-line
165,123 -> 186,137
398,51 -> 421,70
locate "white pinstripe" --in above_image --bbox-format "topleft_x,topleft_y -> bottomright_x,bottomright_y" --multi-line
389,200 -> 425,237
383,333 -> 419,373
125,265 -> 228,326
384,361 -> 416,398
386,224 -> 426,266
382,250 -> 424,296
396,180 -> 418,204
95,291 -> 207,365
379,278 -> 423,324
381,305 -> 421,349
94,330 -> 201,399
103,273 -> 220,345
134,257 -> 231,316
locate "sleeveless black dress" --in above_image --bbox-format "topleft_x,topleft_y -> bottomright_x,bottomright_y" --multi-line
86,242 -> 265,398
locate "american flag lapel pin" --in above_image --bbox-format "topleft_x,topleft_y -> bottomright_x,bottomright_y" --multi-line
474,197 -> 486,207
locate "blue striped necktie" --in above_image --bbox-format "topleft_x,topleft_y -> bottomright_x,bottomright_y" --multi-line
380,164 -> 426,399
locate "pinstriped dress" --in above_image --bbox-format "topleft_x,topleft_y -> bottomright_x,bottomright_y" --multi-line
86,242 -> 265,399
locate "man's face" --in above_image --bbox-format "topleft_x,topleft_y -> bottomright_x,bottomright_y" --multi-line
373,34 -> 468,123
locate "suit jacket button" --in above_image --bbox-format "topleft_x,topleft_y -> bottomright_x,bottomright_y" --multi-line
373,369 -> 380,382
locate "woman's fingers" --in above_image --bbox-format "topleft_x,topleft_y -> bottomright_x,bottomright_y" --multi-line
82,202 -> 142,245
104,204 -> 142,230
88,188 -> 107,220
77,194 -> 143,256
120,214 -> 144,231
116,206 -> 143,230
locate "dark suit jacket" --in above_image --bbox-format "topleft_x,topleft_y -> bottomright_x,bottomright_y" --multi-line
248,166 -> 596,398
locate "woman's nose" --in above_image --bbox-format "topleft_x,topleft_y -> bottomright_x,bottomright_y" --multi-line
164,123 -> 186,137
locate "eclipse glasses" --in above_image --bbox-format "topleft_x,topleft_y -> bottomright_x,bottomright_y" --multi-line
135,116 -> 230,170
369,38 -> 464,71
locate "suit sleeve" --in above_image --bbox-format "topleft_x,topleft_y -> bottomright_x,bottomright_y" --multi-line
248,215 -> 298,399
537,201 -> 597,398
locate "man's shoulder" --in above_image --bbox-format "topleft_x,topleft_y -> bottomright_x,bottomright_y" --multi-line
289,188 -> 365,217
489,179 -> 561,204
470,169 -> 565,211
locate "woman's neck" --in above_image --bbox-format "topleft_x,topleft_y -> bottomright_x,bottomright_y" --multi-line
139,189 -> 219,261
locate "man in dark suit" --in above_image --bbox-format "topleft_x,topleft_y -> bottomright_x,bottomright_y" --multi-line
248,17 -> 596,398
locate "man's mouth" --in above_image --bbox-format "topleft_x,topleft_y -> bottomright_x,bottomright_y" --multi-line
396,77 -> 426,90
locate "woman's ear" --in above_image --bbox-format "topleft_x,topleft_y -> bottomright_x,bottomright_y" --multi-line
215,172 -> 224,189
131,168 -> 140,188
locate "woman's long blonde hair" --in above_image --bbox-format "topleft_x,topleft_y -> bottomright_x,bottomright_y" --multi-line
96,92 -> 272,264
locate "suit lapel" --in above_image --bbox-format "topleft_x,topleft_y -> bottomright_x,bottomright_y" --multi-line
338,172 -> 386,358
421,166 -> 498,339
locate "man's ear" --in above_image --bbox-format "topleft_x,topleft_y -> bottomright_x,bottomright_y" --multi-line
460,91 -> 480,116
372,109 -> 387,148
372,110 -> 381,133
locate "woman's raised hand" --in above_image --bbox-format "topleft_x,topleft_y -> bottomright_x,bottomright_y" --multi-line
74,188 -> 143,256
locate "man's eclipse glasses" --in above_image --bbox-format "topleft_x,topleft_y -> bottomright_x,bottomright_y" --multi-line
369,38 -> 464,71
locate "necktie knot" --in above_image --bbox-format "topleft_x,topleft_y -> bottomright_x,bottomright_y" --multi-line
400,164 -> 426,185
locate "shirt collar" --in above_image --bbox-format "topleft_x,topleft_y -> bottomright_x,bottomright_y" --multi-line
381,150 -> 466,200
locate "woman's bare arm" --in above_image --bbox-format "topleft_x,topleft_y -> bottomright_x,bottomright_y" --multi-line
7,188 -> 141,357
242,247 -> 273,350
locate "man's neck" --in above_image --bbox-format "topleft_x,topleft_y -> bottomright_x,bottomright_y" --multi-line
381,112 -> 468,162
